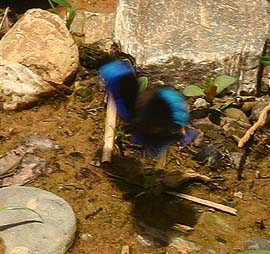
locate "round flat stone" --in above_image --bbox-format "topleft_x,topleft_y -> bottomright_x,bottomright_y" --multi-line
0,186 -> 76,254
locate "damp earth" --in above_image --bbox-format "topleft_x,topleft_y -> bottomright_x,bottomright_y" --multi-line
0,1 -> 270,254
0,75 -> 270,254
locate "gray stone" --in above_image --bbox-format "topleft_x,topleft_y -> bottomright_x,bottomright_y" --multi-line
0,57 -> 57,110
115,0 -> 270,94
0,9 -> 79,85
169,236 -> 202,252
0,186 -> 76,254
194,98 -> 210,109
197,212 -> 234,234
250,100 -> 270,122
0,135 -> 61,186
22,134 -> 62,152
1,154 -> 47,187
244,237 -> 270,250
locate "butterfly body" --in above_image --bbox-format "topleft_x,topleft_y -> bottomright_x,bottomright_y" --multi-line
99,60 -> 190,154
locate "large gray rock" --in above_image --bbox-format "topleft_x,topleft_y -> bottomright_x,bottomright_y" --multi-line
0,9 -> 79,85
0,186 -> 76,254
115,0 -> 270,94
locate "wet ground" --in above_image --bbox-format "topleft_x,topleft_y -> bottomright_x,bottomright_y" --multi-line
0,1 -> 270,254
0,72 -> 270,254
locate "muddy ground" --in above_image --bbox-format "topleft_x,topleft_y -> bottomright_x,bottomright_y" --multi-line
0,70 -> 270,254
0,0 -> 270,254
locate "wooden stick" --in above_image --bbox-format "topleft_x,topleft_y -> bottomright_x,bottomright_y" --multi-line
121,245 -> 130,254
238,103 -> 270,148
101,93 -> 117,163
166,191 -> 237,216
154,147 -> 168,170
0,7 -> 10,33
104,172 -> 237,216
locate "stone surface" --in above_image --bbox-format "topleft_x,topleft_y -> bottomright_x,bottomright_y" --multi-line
115,0 -> 270,94
0,8 -> 79,85
0,134 -> 61,186
244,237 -> 270,250
197,212 -> 234,236
0,57 -> 57,110
0,186 -> 76,254
70,10 -> 115,45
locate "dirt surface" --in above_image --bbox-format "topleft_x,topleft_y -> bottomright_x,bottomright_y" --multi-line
0,1 -> 270,254
0,74 -> 270,254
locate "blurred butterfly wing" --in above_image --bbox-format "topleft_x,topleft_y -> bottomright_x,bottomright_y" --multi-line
117,74 -> 139,120
99,60 -> 139,120
132,87 -> 190,155
134,87 -> 189,133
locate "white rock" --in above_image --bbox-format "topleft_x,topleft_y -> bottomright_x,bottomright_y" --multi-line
115,0 -> 269,65
114,0 -> 269,94
0,9 -> 79,84
0,58 -> 57,110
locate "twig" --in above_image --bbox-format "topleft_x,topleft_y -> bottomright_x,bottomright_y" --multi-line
172,223 -> 194,233
104,171 -> 237,216
0,7 -> 10,35
102,93 -> 117,163
237,135 -> 254,180
238,103 -> 270,148
154,147 -> 168,169
166,191 -> 237,216
121,245 -> 130,254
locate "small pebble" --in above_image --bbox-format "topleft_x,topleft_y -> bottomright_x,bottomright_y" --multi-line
80,233 -> 93,241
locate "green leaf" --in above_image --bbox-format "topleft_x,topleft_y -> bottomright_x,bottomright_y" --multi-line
260,56 -> 270,61
210,98 -> 235,111
143,176 -> 156,189
260,56 -> 270,66
66,10 -> 76,29
137,76 -> 148,91
183,85 -> 205,97
48,0 -> 57,10
261,60 -> 270,65
214,75 -> 237,94
49,0 -> 72,8
0,206 -> 44,222
153,169 -> 165,177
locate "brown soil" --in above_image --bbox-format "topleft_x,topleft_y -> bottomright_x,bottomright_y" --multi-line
0,75 -> 269,254
0,1 -> 270,254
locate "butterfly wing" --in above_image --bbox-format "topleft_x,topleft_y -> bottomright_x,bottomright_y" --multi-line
132,87 -> 190,155
99,60 -> 139,120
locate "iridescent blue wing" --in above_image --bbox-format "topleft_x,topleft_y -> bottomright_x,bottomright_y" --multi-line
98,60 -> 139,121
131,87 -> 190,155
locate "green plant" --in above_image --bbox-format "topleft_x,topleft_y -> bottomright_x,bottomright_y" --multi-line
143,170 -> 165,188
183,75 -> 237,103
48,0 -> 78,29
142,170 -> 165,196
114,127 -> 132,154
260,55 -> 270,65
0,206 -> 44,223
137,76 -> 148,91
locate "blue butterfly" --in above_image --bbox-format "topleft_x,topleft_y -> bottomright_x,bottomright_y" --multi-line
99,60 -> 192,155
